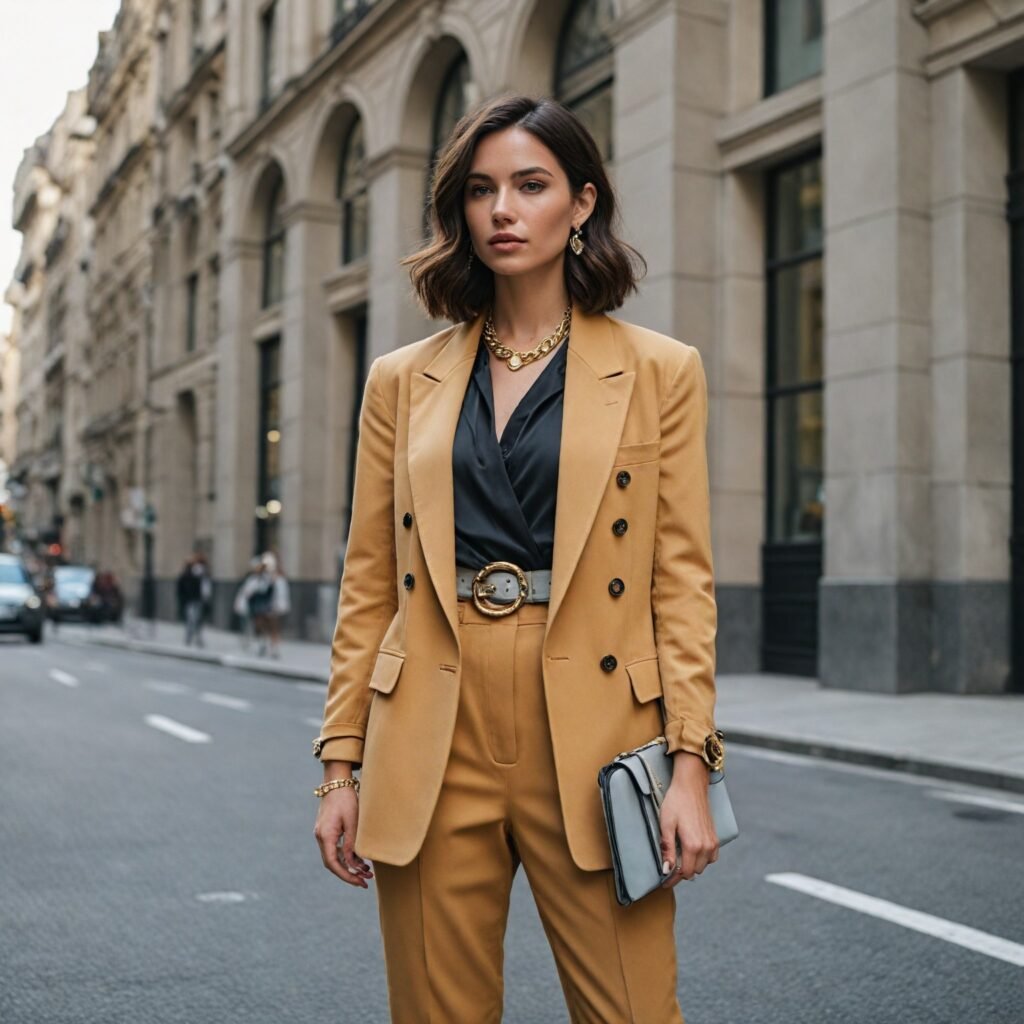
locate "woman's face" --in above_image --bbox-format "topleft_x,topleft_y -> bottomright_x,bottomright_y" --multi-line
463,126 -> 596,280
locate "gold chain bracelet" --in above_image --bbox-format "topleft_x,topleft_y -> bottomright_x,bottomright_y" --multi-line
314,778 -> 360,798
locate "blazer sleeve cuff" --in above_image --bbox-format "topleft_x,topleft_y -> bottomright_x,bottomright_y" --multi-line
663,716 -> 716,760
316,736 -> 364,767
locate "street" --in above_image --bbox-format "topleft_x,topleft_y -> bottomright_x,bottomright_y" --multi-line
1,632 -> 1021,1024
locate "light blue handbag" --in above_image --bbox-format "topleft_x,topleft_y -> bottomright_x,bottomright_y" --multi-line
598,735 -> 739,906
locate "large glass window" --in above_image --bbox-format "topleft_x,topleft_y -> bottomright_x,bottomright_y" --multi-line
337,116 -> 368,264
424,54 -> 470,234
256,337 -> 282,554
260,2 -> 277,109
185,272 -> 199,352
765,0 -> 823,96
332,0 -> 379,46
556,0 -> 615,162
766,155 -> 824,544
262,175 -> 285,308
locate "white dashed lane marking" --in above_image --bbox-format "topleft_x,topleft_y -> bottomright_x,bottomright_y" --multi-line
143,714 -> 211,744
199,692 -> 251,711
48,669 -> 79,688
143,680 -> 190,695
767,873 -> 1024,968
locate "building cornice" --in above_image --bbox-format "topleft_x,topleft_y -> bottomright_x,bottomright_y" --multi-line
164,39 -> 227,124
716,76 -> 822,172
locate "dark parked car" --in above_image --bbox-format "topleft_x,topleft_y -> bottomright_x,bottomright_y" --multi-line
49,565 -> 95,623
0,555 -> 45,643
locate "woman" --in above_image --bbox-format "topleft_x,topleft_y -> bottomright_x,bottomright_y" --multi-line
312,95 -> 720,1023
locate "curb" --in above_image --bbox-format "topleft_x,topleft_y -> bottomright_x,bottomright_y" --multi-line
60,630 -> 325,683
722,728 -> 1024,795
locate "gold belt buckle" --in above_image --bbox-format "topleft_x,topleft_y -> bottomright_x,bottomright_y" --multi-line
471,560 -> 529,617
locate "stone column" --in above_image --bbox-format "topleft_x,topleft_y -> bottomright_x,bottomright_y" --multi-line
929,67 -> 1012,693
274,199 -> 339,635
819,0 -> 932,692
365,144 -> 442,361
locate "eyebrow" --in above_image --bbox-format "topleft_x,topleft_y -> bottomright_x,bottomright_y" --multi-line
465,167 -> 554,182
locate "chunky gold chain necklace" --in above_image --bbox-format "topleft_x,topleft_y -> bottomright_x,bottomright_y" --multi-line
482,304 -> 572,371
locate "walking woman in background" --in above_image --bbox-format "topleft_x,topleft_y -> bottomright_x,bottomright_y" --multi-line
312,94 -> 721,1023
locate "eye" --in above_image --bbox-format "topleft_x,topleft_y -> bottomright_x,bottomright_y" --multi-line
522,180 -> 544,192
468,184 -> 490,197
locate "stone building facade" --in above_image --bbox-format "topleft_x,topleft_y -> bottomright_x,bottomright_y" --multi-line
5,0 -> 1022,694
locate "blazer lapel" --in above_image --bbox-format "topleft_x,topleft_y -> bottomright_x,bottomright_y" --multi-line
546,306 -> 634,633
407,311 -> 484,643
406,303 -> 633,644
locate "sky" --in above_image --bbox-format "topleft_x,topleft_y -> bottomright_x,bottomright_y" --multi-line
0,0 -> 123,335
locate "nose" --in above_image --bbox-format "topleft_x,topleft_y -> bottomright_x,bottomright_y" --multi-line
490,185 -> 515,224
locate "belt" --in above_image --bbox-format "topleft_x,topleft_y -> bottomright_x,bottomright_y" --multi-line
456,560 -> 551,617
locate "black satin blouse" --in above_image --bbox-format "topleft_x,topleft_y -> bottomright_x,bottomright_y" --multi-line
452,332 -> 567,572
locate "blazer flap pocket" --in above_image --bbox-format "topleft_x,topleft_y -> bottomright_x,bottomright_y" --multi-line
613,439 -> 660,466
368,650 -> 405,694
625,657 -> 662,704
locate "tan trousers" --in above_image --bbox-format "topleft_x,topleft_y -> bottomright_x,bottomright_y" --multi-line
374,597 -> 685,1024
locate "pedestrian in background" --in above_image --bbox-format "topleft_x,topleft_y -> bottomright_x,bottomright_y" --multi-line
248,552 -> 289,658
233,556 -> 263,651
176,552 -> 211,647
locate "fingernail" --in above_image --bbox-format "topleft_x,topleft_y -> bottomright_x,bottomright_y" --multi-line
662,860 -> 671,875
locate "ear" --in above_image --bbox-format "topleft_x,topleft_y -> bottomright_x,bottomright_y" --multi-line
572,182 -> 598,228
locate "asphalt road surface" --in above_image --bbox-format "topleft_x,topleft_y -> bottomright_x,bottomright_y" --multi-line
1,630 -> 1021,1023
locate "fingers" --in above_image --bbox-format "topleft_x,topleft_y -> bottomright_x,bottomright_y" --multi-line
314,795 -> 372,889
661,827 -> 719,889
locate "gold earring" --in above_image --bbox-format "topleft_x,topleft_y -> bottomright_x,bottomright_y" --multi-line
569,225 -> 585,256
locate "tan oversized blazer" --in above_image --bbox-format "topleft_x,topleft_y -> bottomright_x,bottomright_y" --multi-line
315,301 -> 718,871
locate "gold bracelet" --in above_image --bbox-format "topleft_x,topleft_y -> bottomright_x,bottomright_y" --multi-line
314,778 -> 359,798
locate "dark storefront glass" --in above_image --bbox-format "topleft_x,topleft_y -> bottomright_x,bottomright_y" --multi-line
556,0 -> 615,162
763,153 -> 824,676
256,337 -> 281,555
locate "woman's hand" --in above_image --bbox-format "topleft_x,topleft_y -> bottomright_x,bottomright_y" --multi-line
658,751 -> 719,888
314,779 -> 374,889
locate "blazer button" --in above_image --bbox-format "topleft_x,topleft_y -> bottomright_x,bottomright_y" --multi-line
612,518 -> 628,536
608,578 -> 625,597
403,573 -> 415,590
616,470 -> 631,488
402,512 -> 413,528
600,654 -> 618,673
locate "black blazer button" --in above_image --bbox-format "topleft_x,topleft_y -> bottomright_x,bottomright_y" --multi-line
402,512 -> 413,528
612,518 -> 628,536
616,470 -> 631,488
600,654 -> 618,672
403,573 -> 415,590
609,578 -> 625,597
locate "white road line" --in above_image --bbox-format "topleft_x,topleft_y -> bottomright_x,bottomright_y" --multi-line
766,872 -> 1024,968
143,714 -> 211,744
296,682 -> 326,694
48,668 -> 79,687
927,790 -> 1024,816
200,692 -> 251,711
143,680 -> 190,695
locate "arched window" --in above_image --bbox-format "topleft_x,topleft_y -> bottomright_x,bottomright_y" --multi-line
556,0 -> 615,162
337,115 -> 368,264
424,53 -> 470,234
262,174 -> 285,308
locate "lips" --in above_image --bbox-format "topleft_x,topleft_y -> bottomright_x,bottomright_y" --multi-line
489,233 -> 524,245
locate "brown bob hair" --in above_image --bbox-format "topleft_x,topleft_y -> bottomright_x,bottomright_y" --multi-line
401,94 -> 646,323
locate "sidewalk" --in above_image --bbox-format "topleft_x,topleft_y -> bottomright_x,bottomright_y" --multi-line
57,616 -> 1024,794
